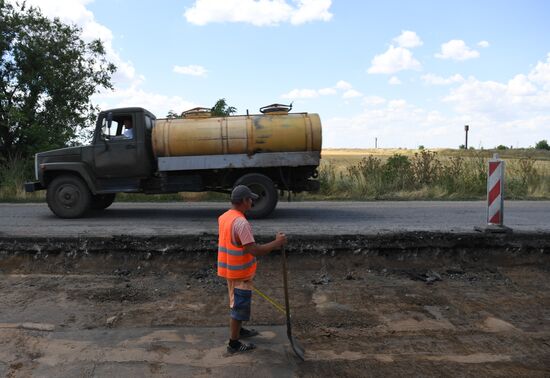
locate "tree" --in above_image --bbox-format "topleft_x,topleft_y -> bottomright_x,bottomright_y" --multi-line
166,110 -> 181,119
210,98 -> 237,116
0,1 -> 116,162
165,98 -> 237,119
535,139 -> 550,150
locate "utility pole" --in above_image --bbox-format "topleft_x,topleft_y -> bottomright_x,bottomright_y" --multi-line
464,125 -> 469,149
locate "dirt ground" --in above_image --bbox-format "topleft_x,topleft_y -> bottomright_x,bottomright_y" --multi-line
1,245 -> 549,377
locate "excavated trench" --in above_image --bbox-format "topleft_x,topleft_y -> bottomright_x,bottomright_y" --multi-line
1,232 -> 549,377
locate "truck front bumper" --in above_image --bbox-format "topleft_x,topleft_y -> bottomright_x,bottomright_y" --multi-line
25,181 -> 45,192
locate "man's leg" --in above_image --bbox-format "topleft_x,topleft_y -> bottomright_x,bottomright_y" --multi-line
230,318 -> 241,340
226,281 -> 256,353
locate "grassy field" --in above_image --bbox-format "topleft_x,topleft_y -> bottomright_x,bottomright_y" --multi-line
312,148 -> 550,200
1,148 -> 549,202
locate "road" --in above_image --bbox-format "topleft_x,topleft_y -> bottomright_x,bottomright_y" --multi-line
0,201 -> 549,237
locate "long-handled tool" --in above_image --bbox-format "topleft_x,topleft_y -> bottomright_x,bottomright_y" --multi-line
281,246 -> 306,361
253,286 -> 305,360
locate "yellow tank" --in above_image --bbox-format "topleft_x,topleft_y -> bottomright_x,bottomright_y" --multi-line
152,113 -> 322,158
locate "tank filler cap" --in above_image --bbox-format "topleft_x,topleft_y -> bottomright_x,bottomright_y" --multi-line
260,103 -> 292,114
181,107 -> 212,118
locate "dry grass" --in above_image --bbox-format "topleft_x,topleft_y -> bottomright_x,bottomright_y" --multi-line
305,148 -> 550,200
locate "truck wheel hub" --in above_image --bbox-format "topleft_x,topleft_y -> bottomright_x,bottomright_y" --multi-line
58,186 -> 79,207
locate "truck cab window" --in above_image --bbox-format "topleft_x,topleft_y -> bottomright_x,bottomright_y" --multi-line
101,116 -> 133,140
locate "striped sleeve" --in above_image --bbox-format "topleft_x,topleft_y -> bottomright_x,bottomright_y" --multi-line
232,217 -> 255,246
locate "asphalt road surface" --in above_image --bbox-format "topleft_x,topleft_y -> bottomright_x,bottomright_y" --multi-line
0,201 -> 548,237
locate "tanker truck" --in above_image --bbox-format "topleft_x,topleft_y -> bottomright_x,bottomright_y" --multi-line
24,104 -> 322,219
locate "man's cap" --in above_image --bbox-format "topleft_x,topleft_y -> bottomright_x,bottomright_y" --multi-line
231,185 -> 259,201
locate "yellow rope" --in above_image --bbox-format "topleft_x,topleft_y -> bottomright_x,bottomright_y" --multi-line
253,287 -> 286,315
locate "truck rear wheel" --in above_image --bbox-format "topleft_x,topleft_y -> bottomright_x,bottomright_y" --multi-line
46,175 -> 92,218
91,193 -> 116,210
235,173 -> 278,219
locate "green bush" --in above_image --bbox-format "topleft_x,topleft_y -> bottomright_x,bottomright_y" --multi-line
383,154 -> 412,191
411,150 -> 441,186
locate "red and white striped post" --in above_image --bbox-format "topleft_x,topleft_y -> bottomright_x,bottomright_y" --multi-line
487,153 -> 505,226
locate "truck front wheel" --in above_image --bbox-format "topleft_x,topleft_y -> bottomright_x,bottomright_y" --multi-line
91,193 -> 116,210
235,173 -> 278,219
46,175 -> 92,218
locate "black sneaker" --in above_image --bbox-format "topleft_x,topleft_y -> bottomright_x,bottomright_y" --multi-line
227,341 -> 256,354
240,327 -> 259,338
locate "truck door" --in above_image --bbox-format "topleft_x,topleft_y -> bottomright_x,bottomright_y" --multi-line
92,113 -> 143,180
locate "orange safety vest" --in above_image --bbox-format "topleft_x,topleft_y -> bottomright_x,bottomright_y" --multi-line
217,209 -> 257,279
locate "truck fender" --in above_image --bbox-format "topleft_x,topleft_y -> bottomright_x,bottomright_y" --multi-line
41,162 -> 98,194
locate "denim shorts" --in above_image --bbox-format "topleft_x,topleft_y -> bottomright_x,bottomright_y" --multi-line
230,287 -> 252,321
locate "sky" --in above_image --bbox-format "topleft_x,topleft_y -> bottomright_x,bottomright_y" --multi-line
10,0 -> 550,149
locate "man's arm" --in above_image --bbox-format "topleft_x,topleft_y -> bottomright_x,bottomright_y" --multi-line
243,232 -> 286,257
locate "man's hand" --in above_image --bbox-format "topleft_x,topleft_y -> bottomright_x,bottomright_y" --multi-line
243,232 -> 287,257
275,232 -> 287,248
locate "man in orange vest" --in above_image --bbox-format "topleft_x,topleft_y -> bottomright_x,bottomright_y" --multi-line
218,185 -> 287,354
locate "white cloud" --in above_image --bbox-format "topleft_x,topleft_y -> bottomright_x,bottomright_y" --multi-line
173,65 -> 208,77
281,88 -> 320,99
342,89 -> 363,99
507,74 -> 536,96
335,80 -> 353,90
184,0 -> 333,26
327,53 -> 550,148
10,0 -> 138,86
290,0 -> 333,25
389,76 -> 402,85
318,87 -> 337,95
94,85 -> 197,118
14,0 -> 197,117
368,45 -> 421,74
323,97 -> 459,148
435,40 -> 480,61
363,96 -> 386,106
282,80 -> 362,99
421,73 -> 464,85
528,53 -> 550,89
478,40 -> 490,48
443,67 -> 550,121
393,30 -> 423,48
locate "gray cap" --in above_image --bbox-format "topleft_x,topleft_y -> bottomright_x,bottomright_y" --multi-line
231,185 -> 259,201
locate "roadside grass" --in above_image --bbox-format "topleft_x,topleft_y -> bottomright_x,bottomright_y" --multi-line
309,149 -> 550,200
0,158 -> 43,202
1,148 -> 549,202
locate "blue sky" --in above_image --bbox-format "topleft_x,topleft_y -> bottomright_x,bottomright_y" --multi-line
15,0 -> 550,148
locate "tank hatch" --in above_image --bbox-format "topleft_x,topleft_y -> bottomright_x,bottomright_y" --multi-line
182,107 -> 212,118
260,103 -> 293,115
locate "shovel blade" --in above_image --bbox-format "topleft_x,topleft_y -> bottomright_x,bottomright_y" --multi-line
290,335 -> 305,361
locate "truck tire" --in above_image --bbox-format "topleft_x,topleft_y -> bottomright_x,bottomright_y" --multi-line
235,173 -> 278,219
91,193 -> 116,210
46,175 -> 92,218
